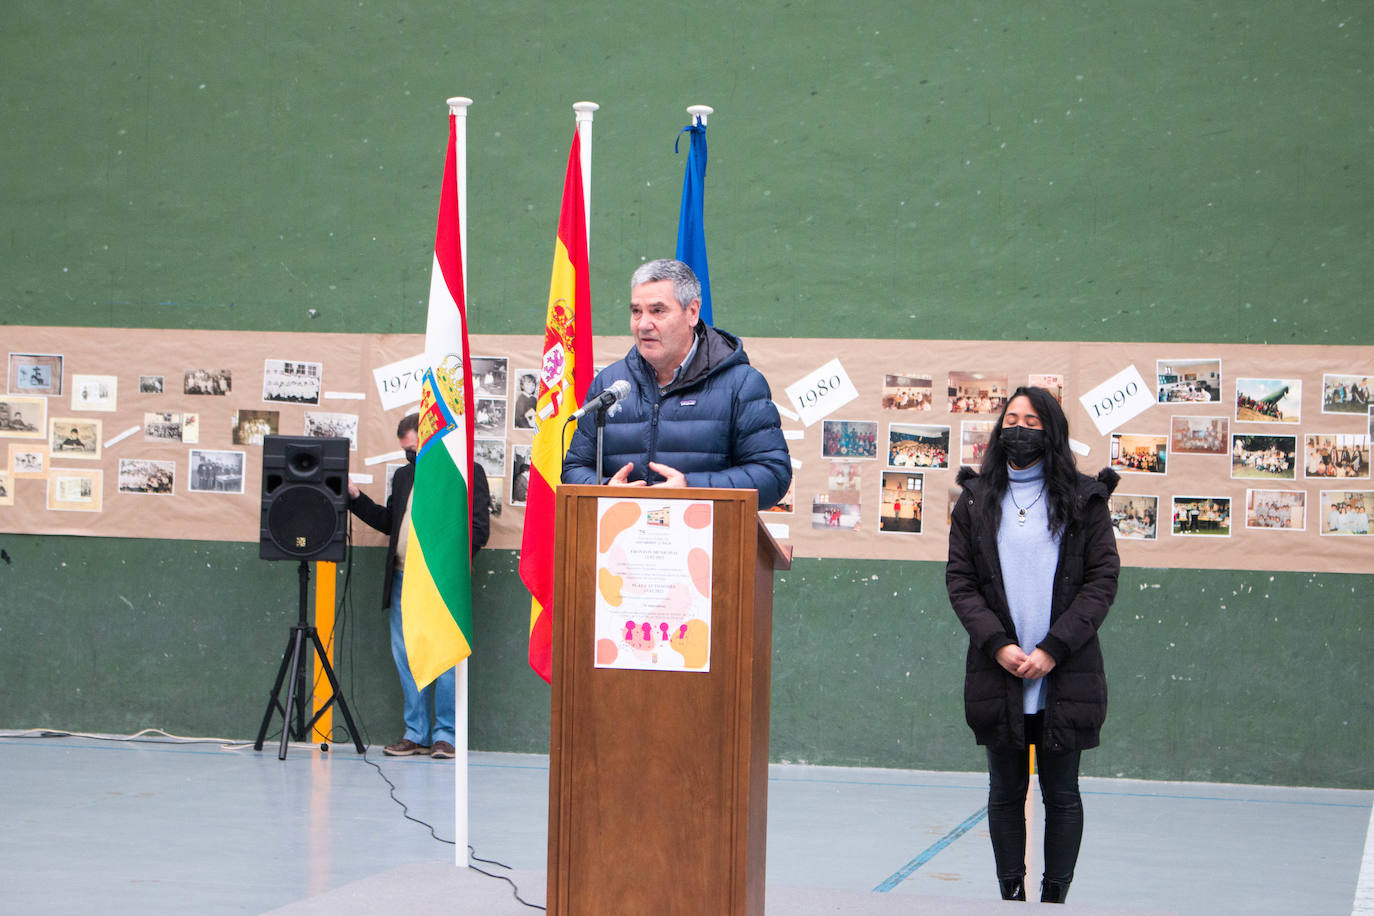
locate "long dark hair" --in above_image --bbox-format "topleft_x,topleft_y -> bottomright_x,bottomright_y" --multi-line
977,386 -> 1080,535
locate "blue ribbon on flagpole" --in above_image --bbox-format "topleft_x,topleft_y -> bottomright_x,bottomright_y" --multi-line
675,117 -> 712,326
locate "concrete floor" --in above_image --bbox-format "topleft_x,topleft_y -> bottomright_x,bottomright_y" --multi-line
1,732 -> 1370,915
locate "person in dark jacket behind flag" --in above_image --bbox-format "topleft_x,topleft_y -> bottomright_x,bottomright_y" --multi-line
946,386 -> 1120,905
348,412 -> 489,760
561,259 -> 791,510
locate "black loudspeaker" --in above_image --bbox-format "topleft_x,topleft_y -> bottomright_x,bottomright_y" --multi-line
260,436 -> 350,561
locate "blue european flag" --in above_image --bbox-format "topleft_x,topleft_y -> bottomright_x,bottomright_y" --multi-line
675,116 -> 712,326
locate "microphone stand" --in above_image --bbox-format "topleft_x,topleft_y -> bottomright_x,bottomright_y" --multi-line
594,409 -> 608,486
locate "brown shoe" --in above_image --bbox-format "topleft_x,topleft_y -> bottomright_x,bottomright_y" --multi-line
383,739 -> 431,757
430,740 -> 456,759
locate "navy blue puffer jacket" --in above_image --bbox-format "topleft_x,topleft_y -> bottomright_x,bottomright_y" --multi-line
561,324 -> 792,510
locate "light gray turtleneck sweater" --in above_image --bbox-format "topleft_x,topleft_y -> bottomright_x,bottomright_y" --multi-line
996,461 -> 1061,714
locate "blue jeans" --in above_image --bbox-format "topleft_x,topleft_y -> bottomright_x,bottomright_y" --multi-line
389,569 -> 455,746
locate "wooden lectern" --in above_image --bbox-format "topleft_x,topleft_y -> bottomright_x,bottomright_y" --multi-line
547,485 -> 791,916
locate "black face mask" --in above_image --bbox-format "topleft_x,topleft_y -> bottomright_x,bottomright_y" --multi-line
1001,425 -> 1045,468
404,447 -> 417,464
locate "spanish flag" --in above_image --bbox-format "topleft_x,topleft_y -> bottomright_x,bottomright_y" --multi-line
400,110 -> 476,688
519,131 -> 593,683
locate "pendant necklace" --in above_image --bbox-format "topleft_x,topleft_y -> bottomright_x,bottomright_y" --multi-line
1009,484 -> 1045,527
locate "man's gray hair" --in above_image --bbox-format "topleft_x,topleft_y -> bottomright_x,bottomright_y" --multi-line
630,259 -> 701,310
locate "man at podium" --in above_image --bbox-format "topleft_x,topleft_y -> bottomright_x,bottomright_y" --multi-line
562,259 -> 791,509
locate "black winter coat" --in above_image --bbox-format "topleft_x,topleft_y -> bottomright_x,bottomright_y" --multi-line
946,465 -> 1121,753
561,323 -> 792,510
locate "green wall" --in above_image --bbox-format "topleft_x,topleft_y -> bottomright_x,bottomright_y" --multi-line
2,1 -> 1371,787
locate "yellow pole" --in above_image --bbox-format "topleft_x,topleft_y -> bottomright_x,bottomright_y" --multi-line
1026,743 -> 1037,886
312,560 -> 336,743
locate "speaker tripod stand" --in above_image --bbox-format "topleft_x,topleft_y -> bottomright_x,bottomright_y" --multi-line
254,560 -> 365,760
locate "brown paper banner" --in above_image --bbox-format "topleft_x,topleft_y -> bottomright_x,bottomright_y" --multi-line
1,326 -> 1369,575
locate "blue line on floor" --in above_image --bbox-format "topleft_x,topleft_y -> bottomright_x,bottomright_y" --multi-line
873,805 -> 988,892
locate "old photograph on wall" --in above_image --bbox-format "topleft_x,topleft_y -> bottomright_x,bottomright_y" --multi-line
384,462 -> 404,504
879,471 -> 923,534
811,495 -> 860,530
474,438 -> 506,479
1110,433 -> 1167,474
1319,490 -> 1372,536
1231,434 -> 1297,480
47,468 -> 102,512
828,461 -> 862,493
960,420 -> 994,467
71,374 -> 118,412
0,471 -> 12,506
1244,489 -> 1306,531
947,371 -> 1008,414
474,398 -> 507,436
1109,493 -> 1158,540
880,374 -> 933,411
188,449 -> 246,494
0,396 -> 47,439
509,444 -> 531,506
184,368 -> 232,396
1171,496 -> 1231,537
1170,416 -> 1228,455
1028,373 -> 1064,403
1304,433 -> 1370,480
303,412 -> 359,450
118,458 -> 176,495
138,375 -> 164,394
262,359 -> 322,404
471,356 -> 509,398
887,424 -> 949,469
9,443 -> 46,478
764,479 -> 796,514
144,412 -> 185,442
232,410 -> 281,446
512,369 -> 539,429
1321,374 -> 1371,416
821,419 -> 877,459
49,417 -> 102,460
8,353 -> 63,396
1156,358 -> 1221,403
1235,377 -> 1300,424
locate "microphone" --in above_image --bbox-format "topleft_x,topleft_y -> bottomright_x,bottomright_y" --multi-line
569,379 -> 632,421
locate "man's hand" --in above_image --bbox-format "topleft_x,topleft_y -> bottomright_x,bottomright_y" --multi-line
347,481 -> 360,499
608,462 -> 644,486
646,461 -> 686,488
606,461 -> 687,488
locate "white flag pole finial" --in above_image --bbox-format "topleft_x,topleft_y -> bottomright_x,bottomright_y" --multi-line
573,101 -> 599,254
686,104 -> 713,126
444,94 -> 473,871
447,97 -> 473,280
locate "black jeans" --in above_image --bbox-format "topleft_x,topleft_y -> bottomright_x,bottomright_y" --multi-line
985,712 -> 1084,885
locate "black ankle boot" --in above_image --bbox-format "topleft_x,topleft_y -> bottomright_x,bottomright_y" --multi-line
1040,879 -> 1070,903
998,877 -> 1026,900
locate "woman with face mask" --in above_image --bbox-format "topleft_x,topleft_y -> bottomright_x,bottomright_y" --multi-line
946,386 -> 1121,904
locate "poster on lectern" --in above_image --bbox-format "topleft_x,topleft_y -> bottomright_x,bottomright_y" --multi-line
593,496 -> 714,672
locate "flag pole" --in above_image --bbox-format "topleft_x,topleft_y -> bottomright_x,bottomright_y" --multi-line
573,102 -> 598,256
677,104 -> 714,323
446,94 -> 472,870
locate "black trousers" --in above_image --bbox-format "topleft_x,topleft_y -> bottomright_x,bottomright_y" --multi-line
985,712 -> 1084,885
